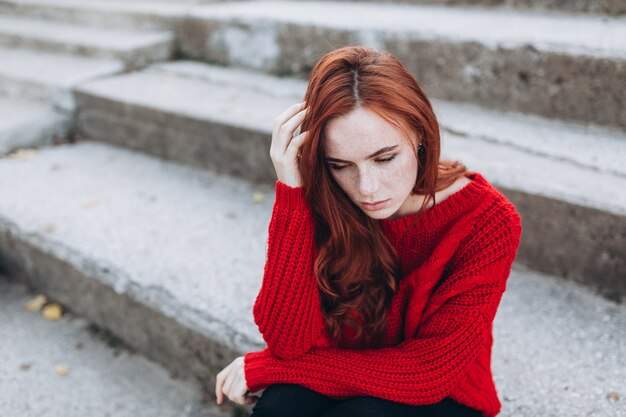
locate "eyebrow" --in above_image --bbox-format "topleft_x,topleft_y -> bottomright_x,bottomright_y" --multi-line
324,145 -> 399,163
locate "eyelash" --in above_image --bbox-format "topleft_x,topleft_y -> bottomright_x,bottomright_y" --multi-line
329,155 -> 396,171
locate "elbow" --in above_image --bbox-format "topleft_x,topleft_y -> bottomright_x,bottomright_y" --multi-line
266,343 -> 309,360
427,371 -> 454,404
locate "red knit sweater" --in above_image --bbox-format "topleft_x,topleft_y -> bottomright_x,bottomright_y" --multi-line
244,171 -> 523,417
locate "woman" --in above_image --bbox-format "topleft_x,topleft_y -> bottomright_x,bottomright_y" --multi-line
215,46 -> 522,417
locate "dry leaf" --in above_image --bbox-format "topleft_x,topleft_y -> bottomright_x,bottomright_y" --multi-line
38,224 -> 55,235
24,295 -> 48,312
7,148 -> 38,160
54,364 -> 70,376
607,391 -> 621,402
42,303 -> 63,320
252,192 -> 265,203
82,199 -> 99,208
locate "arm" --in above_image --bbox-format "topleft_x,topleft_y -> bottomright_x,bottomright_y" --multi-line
252,180 -> 331,360
245,204 -> 523,404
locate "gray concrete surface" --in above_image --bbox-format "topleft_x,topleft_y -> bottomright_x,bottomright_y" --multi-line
0,142 -> 274,414
0,15 -> 175,70
0,46 -> 124,110
0,276 -> 232,417
493,264 -> 626,417
0,0 -> 189,30
0,96 -> 70,155
179,1 -> 626,128
2,0 -> 624,127
285,0 -> 626,16
189,1 -> 625,58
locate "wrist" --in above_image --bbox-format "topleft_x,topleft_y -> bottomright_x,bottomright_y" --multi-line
275,180 -> 309,210
244,350 -> 271,393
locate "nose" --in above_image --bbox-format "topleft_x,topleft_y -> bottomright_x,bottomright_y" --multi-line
357,167 -> 379,197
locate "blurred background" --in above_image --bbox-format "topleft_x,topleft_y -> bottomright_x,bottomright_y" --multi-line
0,0 -> 624,416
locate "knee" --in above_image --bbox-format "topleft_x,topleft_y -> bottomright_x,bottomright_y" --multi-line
321,397 -> 400,417
249,384 -> 315,417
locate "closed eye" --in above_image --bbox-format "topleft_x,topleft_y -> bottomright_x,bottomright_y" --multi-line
329,155 -> 396,171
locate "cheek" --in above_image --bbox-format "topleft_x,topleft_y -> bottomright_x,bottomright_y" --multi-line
328,170 -> 350,192
386,155 -> 416,181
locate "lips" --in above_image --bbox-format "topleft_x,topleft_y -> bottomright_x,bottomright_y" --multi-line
362,199 -> 388,210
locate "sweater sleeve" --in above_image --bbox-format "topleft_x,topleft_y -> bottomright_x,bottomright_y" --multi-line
251,180 -> 331,360
244,203 -> 523,404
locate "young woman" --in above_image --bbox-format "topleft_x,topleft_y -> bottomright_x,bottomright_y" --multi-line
215,46 -> 523,417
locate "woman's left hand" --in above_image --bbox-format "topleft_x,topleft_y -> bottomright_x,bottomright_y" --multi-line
215,355 -> 263,406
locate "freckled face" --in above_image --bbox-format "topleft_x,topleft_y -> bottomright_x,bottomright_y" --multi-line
324,107 -> 421,221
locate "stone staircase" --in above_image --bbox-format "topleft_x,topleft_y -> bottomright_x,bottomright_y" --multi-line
0,0 -> 177,153
0,276 -> 230,417
0,1 -> 624,416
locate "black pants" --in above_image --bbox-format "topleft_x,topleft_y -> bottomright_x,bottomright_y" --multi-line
249,383 -> 483,417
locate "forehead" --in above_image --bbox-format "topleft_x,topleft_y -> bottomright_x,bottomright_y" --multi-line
324,107 -> 406,157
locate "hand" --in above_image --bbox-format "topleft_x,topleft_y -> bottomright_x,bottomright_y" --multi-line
215,356 -> 265,406
270,101 -> 309,188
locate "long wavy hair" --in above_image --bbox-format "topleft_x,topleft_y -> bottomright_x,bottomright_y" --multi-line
298,46 -> 468,349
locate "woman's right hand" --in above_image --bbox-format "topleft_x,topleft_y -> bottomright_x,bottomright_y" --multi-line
270,101 -> 309,188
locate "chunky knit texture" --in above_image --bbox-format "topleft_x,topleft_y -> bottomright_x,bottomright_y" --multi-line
244,171 -> 523,417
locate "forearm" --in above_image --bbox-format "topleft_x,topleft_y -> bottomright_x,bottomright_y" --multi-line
252,180 -> 329,359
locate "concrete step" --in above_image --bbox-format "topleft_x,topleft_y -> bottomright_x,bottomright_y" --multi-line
0,96 -> 70,155
73,60 -> 626,179
177,1 -> 626,129
292,0 -> 626,16
0,15 -> 175,70
0,141 -> 274,416
0,142 -> 623,416
70,61 -> 626,300
0,0 -> 189,30
3,0 -> 623,128
0,276 -> 233,417
0,46 -> 123,111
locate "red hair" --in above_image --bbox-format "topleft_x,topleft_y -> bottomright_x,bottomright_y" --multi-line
298,46 -> 467,348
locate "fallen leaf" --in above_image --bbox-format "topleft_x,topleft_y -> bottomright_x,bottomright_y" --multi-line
38,224 -> 55,235
252,192 -> 265,203
54,364 -> 70,376
7,148 -> 38,160
82,199 -> 99,208
607,391 -> 621,402
24,295 -> 48,312
42,303 -> 63,320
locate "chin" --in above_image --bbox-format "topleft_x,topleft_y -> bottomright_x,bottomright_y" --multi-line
362,208 -> 391,219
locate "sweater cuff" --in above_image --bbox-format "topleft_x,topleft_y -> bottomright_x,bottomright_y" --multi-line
244,349 -> 273,393
275,180 -> 310,211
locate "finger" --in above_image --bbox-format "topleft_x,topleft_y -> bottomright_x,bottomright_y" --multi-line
215,364 -> 232,405
272,102 -> 306,145
272,104 -> 307,155
273,101 -> 306,138
285,130 -> 309,160
215,372 -> 224,405
244,394 -> 259,405
233,376 -> 250,405
222,368 -> 238,404
277,108 -> 308,154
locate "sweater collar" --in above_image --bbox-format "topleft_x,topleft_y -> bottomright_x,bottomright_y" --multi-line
377,171 -> 490,235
